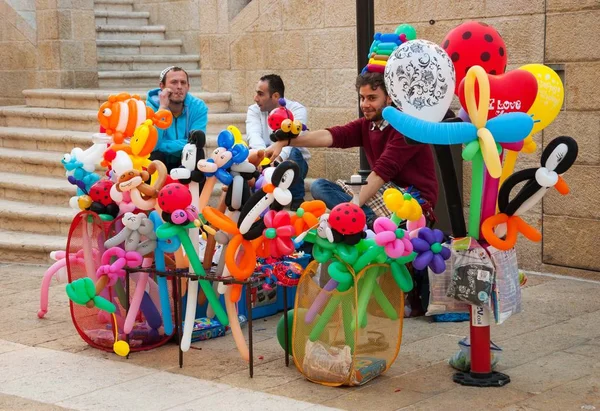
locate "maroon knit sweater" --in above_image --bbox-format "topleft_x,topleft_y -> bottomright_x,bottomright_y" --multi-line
327,117 -> 439,206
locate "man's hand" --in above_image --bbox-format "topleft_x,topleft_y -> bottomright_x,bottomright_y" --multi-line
265,140 -> 286,162
159,88 -> 172,110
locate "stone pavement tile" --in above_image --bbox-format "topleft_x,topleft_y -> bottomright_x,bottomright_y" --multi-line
168,387 -> 329,411
56,370 -> 228,411
494,323 -> 590,370
0,288 -> 49,310
503,374 -> 600,411
36,334 -> 91,354
390,361 -> 459,395
0,349 -> 157,404
378,351 -> 434,378
400,317 -> 466,345
565,343 -> 600,360
520,280 -> 600,318
321,376 -> 430,411
0,263 -> 47,276
397,386 -> 532,411
0,339 -> 28,354
265,377 -> 347,405
0,346 -> 85,384
505,351 -> 594,394
0,307 -> 63,339
491,306 -> 574,342
2,275 -> 48,291
0,394 -> 72,411
520,274 -> 556,288
399,334 -> 463,364
4,321 -> 76,346
545,309 -> 600,339
216,355 -> 303,390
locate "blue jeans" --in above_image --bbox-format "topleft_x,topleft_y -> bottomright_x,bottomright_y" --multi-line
288,147 -> 309,202
310,178 -> 377,223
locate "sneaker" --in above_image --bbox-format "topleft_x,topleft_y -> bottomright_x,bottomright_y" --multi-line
290,198 -> 304,212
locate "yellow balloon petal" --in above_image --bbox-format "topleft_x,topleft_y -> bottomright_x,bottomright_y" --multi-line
113,340 -> 130,357
259,157 -> 271,166
478,128 -> 502,178
227,125 -> 246,146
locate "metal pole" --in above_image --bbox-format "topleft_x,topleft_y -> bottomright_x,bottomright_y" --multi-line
356,0 -> 374,180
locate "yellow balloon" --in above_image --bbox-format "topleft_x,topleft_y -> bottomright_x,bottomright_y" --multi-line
519,64 -> 564,136
113,340 -> 130,357
78,195 -> 93,210
259,157 -> 271,166
227,125 -> 246,146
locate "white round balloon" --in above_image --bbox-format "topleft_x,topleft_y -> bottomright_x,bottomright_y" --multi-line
384,39 -> 455,122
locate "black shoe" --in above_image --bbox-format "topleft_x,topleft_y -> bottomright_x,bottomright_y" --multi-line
290,198 -> 304,212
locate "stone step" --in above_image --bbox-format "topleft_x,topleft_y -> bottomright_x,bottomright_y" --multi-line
94,0 -> 134,12
0,171 -> 75,207
0,148 -> 65,177
0,127 -> 92,153
0,107 -> 246,134
0,199 -> 74,236
97,39 -> 183,56
98,54 -> 200,72
0,229 -> 67,264
23,89 -> 232,113
95,10 -> 150,26
98,69 -> 201,88
96,25 -> 166,41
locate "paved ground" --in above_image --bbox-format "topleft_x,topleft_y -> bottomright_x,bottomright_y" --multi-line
1,262 -> 599,411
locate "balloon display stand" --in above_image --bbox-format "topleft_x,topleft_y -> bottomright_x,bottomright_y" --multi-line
292,261 -> 404,387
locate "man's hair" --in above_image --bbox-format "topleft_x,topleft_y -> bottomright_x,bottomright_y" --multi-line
160,66 -> 189,85
355,72 -> 388,95
260,74 -> 285,98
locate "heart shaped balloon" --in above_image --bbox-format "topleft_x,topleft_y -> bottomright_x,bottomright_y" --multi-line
458,69 -> 538,120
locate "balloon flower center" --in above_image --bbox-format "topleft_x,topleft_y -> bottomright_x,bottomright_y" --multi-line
296,208 -> 305,218
395,228 -> 405,239
431,242 -> 443,254
403,193 -> 412,201
265,228 -> 277,239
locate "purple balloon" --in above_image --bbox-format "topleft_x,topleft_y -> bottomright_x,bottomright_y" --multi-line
430,253 -> 447,274
411,237 -> 431,253
458,107 -> 471,123
440,245 -> 451,260
67,175 -> 76,185
413,250 -> 433,270
433,228 -> 445,244
419,227 -> 436,245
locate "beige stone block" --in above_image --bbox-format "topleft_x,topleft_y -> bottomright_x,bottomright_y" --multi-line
230,33 -> 267,70
37,10 -> 59,40
544,111 -> 600,165
326,69 -> 358,108
516,233 -> 543,271
36,0 -> 58,10
198,0 -> 219,33
36,41 -> 61,70
82,40 -> 97,69
544,165 -> 600,219
265,32 -> 308,69
60,70 -> 75,88
306,148 -> 325,178
0,97 -> 25,106
543,214 -> 600,271
219,70 -> 246,109
244,70 -> 266,106
57,0 -> 94,9
307,28 -> 356,69
540,262 -> 600,281
376,0 -> 544,25
282,0 -> 323,30
566,62 -> 600,111
57,10 -> 72,39
157,1 -> 200,32
0,43 -> 36,70
208,35 -> 231,70
324,149 -> 361,181
305,108 -> 354,133
323,0 -> 355,28
546,0 -> 600,12
71,10 -> 97,40
281,69 -> 327,108
247,1 -> 281,32
229,0 -> 258,34
173,30 -> 201,55
217,0 -> 229,33
0,71 -> 36,97
74,71 -> 98,88
546,11 -> 600,62
59,41 -> 85,70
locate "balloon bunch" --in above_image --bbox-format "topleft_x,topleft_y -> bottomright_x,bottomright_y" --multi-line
362,23 -> 417,74
268,99 -> 307,143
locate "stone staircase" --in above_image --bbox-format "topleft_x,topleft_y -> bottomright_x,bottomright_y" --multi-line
0,0 -> 247,263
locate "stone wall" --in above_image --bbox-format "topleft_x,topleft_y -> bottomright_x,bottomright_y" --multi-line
0,0 -> 98,106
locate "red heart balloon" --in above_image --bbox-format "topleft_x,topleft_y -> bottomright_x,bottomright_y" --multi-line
458,69 -> 538,120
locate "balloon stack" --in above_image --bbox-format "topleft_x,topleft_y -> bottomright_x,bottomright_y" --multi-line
379,20 -> 574,388
269,98 -> 307,143
362,24 -> 417,75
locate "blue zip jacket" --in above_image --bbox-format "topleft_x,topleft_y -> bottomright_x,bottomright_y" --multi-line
146,88 -> 208,155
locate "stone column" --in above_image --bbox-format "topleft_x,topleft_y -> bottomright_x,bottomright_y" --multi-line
35,0 -> 98,89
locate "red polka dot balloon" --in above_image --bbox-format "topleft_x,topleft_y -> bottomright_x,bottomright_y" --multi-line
441,21 -> 508,95
267,105 -> 294,131
158,183 -> 192,214
329,203 -> 366,235
89,180 -> 114,206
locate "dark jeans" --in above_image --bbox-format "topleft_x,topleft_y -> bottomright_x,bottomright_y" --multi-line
150,151 -> 181,173
310,178 -> 377,223
288,147 -> 309,202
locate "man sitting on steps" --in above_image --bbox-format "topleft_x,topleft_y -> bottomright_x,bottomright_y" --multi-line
146,66 -> 208,172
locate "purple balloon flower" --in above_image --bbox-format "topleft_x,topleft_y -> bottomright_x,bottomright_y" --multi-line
410,227 -> 451,274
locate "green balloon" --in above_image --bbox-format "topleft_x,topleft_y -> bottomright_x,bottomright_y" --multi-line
276,308 -> 320,353
395,24 -> 417,41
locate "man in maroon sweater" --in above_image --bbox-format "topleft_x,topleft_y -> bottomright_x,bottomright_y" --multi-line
266,72 -> 438,226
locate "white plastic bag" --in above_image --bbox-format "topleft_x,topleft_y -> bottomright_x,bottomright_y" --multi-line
488,246 -> 521,324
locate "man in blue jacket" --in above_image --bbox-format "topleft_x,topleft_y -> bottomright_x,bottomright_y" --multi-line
146,66 -> 208,171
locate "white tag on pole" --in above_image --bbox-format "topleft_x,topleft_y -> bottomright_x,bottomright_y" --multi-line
471,305 -> 490,327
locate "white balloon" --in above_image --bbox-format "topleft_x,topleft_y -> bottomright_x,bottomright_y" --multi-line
112,151 -> 134,177
384,39 -> 456,122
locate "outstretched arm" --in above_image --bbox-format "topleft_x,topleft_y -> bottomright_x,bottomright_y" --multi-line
265,129 -> 334,160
